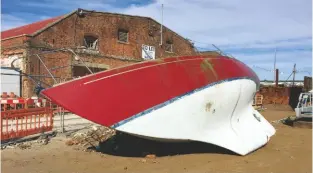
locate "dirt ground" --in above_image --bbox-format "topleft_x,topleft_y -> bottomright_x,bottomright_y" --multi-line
1,104 -> 312,173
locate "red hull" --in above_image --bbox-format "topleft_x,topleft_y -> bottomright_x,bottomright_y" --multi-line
42,55 -> 259,127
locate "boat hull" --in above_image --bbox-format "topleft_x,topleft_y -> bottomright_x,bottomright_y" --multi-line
42,55 -> 275,155
115,78 -> 275,155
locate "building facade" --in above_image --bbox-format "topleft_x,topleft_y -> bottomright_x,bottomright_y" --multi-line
1,9 -> 198,97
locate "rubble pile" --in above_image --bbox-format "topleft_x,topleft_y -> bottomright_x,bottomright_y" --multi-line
66,126 -> 116,148
272,116 -> 296,124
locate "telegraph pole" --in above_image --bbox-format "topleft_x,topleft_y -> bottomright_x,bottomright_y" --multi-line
292,63 -> 296,86
273,47 -> 277,82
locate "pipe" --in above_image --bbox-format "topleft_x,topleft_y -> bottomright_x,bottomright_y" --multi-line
66,48 -> 93,74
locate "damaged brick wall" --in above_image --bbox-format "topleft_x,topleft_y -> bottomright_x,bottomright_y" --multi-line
1,11 -> 198,97
23,49 -> 139,97
33,12 -> 196,60
1,36 -> 30,49
1,36 -> 29,73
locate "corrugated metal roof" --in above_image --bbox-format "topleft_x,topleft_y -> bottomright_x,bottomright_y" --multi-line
1,16 -> 63,40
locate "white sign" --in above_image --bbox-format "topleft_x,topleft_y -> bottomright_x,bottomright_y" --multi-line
142,44 -> 155,60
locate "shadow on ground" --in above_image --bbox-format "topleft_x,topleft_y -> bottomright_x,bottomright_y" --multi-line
88,132 -> 238,157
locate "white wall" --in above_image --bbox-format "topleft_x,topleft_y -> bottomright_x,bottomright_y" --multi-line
0,68 -> 21,96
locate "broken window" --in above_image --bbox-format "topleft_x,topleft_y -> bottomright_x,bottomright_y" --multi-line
118,29 -> 129,43
165,40 -> 173,52
83,35 -> 98,50
73,66 -> 106,78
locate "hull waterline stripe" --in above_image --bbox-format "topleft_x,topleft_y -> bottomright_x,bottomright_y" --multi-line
111,77 -> 258,128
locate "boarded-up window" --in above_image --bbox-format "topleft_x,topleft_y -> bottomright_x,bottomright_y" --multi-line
83,35 -> 98,50
118,29 -> 129,43
165,40 -> 173,52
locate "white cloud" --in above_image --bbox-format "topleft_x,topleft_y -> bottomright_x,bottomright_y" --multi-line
18,0 -> 113,10
1,14 -> 28,31
116,0 -> 312,80
217,38 -> 312,50
235,50 -> 312,80
3,0 -> 311,46
116,0 -> 311,45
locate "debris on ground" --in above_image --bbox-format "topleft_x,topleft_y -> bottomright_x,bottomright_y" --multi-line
254,105 -> 267,112
65,126 -> 116,148
272,116 -> 312,129
17,143 -> 32,150
272,116 -> 296,124
140,159 -> 147,163
1,132 -> 55,150
36,134 -> 51,145
66,139 -> 78,146
145,154 -> 156,159
140,156 -> 158,164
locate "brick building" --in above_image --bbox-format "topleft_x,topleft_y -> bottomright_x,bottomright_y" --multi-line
1,8 -> 198,97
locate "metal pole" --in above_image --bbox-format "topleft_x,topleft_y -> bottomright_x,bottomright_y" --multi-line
62,108 -> 65,133
212,44 -> 224,56
159,4 -> 163,46
58,106 -> 62,132
274,47 -> 277,82
292,63 -> 296,87
36,54 -> 57,84
58,106 -> 64,133
66,49 -> 93,74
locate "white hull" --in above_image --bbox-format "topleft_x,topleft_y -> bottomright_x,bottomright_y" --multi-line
114,79 -> 276,155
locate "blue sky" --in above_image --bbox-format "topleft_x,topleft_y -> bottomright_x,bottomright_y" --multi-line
1,0 -> 312,80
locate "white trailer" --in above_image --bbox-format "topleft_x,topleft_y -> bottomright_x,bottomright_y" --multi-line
295,91 -> 312,118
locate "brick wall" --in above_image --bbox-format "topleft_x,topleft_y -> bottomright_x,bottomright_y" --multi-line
258,86 -> 294,105
1,10 -> 198,97
1,36 -> 30,49
34,11 -> 196,59
23,48 -> 141,97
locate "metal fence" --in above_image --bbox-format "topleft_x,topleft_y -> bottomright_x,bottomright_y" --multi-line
0,98 -> 53,141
